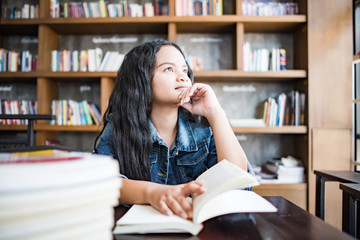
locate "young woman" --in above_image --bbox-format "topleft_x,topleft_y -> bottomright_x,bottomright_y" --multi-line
94,39 -> 249,219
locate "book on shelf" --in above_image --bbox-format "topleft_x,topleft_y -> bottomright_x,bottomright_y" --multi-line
242,0 -> 299,16
243,42 -> 287,72
175,0 -> 223,16
114,160 -> 277,236
0,48 -> 37,72
50,0 -> 168,18
2,3 -> 39,19
0,100 -> 37,125
51,100 -> 101,126
259,90 -> 305,127
0,149 -> 122,240
51,49 -> 124,72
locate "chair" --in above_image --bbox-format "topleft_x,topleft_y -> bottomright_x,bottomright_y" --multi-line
0,114 -> 55,148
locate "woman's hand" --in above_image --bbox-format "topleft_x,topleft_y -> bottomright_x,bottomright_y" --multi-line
147,181 -> 206,219
178,83 -> 222,120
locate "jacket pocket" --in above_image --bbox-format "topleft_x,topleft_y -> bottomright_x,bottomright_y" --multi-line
176,144 -> 209,182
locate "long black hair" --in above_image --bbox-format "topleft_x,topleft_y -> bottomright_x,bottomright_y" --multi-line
94,39 -> 207,181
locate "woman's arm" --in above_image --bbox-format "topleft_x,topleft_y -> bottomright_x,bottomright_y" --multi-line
178,83 -> 248,171
120,178 -> 205,219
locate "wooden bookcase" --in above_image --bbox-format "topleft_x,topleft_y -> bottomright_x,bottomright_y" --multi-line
0,0 -> 314,210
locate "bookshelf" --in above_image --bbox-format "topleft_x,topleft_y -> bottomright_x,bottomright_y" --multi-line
0,0 -> 308,207
2,0 -> 352,213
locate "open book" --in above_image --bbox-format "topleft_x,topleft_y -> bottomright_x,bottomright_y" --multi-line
113,160 -> 277,236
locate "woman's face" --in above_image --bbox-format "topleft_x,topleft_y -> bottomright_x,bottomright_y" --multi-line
152,45 -> 192,107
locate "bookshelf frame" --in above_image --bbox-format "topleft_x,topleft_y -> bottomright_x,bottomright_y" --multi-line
0,0 -> 313,210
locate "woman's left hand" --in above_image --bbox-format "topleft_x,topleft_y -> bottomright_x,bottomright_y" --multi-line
178,83 -> 222,120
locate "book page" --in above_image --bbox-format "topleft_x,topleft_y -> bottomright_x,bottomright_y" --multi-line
192,160 -> 259,222
196,190 -> 277,224
114,205 -> 203,235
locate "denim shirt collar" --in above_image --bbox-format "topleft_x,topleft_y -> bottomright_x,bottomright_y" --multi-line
149,110 -> 207,152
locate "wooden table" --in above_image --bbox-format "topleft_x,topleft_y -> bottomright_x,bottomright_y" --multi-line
113,196 -> 354,240
340,183 -> 360,238
314,170 -> 360,220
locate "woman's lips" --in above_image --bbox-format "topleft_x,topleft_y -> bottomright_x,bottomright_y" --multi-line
175,86 -> 188,91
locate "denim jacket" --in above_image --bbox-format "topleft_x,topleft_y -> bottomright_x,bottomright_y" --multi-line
95,111 -> 218,185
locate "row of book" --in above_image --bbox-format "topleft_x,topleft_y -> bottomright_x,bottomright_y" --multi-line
242,0 -> 299,16
255,155 -> 305,183
0,150 -> 121,239
259,90 -> 305,127
50,0 -> 168,18
175,0 -> 223,16
1,4 -> 39,19
0,100 -> 37,125
0,49 -> 38,72
50,100 -> 102,126
51,48 -> 124,72
243,42 -> 286,72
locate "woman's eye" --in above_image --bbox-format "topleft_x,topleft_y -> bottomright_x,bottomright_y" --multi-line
164,67 -> 173,72
183,69 -> 188,73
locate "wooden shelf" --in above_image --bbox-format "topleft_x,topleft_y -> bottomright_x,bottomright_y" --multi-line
0,70 -> 307,81
36,71 -> 117,78
16,15 -> 307,34
241,15 -> 307,32
0,18 -> 41,25
0,125 -> 28,131
232,125 -> 307,134
35,124 -> 103,132
194,70 -> 307,82
0,124 -> 307,134
254,182 -> 307,189
0,72 -> 39,78
253,182 -> 307,209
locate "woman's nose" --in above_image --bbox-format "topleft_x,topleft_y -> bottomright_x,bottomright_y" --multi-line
177,72 -> 189,82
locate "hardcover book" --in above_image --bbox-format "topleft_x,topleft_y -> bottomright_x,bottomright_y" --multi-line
114,160 -> 277,235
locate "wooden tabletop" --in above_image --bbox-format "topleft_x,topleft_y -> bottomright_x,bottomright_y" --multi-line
314,170 -> 360,183
340,183 -> 360,198
113,196 -> 354,240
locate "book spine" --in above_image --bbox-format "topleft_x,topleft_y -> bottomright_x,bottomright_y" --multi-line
82,100 -> 94,125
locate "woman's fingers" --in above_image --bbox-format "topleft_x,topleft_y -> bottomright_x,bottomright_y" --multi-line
153,181 -> 206,219
166,195 -> 188,219
182,181 -> 206,195
158,200 -> 173,216
178,84 -> 204,105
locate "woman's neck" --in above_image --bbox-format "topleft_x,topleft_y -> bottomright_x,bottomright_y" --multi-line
150,106 -> 179,148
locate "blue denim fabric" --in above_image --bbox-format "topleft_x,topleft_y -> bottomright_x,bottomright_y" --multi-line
95,111 -> 218,185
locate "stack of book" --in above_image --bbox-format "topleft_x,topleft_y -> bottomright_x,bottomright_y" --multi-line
256,156 -> 305,184
0,150 -> 121,240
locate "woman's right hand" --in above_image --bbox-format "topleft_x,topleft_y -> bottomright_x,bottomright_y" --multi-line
146,181 -> 206,219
